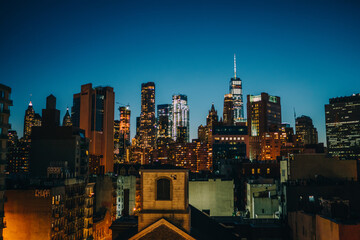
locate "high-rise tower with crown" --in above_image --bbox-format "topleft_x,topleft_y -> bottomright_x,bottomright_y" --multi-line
229,54 -> 244,123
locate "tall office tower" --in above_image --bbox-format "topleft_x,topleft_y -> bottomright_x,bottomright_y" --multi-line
200,104 -> 219,143
7,130 -> 30,173
207,103 -> 219,126
295,115 -> 318,145
230,54 -> 244,123
118,106 -> 131,162
0,84 -> 12,239
172,94 -> 190,142
119,106 -> 131,145
72,83 -> 115,173
114,120 -> 120,161
325,94 -> 360,160
223,94 -> 234,126
247,92 -> 281,137
157,104 -> 172,139
247,93 -> 281,160
62,107 -> 72,126
23,101 -> 41,139
138,82 -> 156,148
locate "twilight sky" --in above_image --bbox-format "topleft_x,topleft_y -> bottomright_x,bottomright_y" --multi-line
1,0 -> 360,143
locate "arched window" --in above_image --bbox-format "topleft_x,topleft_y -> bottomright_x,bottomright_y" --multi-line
157,178 -> 171,200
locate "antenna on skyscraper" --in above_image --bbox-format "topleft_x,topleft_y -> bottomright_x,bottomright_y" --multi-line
234,53 -> 237,79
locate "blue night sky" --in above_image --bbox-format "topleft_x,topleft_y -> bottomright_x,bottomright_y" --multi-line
1,0 -> 360,143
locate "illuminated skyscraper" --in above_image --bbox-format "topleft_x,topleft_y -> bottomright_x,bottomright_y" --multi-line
72,83 -> 115,173
62,107 -> 72,126
295,115 -> 318,145
247,93 -> 281,137
23,101 -> 41,139
172,94 -> 189,142
247,93 -> 281,160
230,54 -> 245,123
157,104 -> 172,139
139,82 -> 156,148
325,94 -> 360,160
223,94 -> 234,126
119,106 -> 131,145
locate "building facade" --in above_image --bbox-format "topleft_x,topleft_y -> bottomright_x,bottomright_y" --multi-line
223,94 -> 234,126
72,83 -> 115,173
23,101 -> 41,140
172,95 -> 189,142
0,84 -> 12,239
325,94 -> 360,160
138,82 -> 156,148
157,104 -> 172,140
62,107 -> 72,126
295,115 -> 318,145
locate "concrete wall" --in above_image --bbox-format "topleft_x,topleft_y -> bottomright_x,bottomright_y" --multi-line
253,196 -> 279,218
288,211 -> 316,240
141,171 -> 188,211
316,215 -> 360,240
189,179 -> 234,216
290,154 -> 357,181
139,169 -> 190,232
4,190 -> 52,240
246,182 -> 276,218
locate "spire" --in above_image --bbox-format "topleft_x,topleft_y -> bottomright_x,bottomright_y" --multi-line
29,93 -> 33,107
211,103 -> 215,111
234,53 -> 236,79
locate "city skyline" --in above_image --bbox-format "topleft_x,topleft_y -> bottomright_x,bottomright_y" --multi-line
2,1 -> 360,144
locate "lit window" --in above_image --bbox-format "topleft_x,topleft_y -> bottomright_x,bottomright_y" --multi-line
252,168 -> 255,174
257,168 -> 260,174
267,168 -> 270,174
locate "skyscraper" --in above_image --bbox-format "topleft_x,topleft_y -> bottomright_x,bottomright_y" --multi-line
138,82 -> 156,148
0,84 -> 12,239
223,94 -> 234,126
295,115 -> 318,145
119,106 -> 131,145
62,107 -> 72,126
72,83 -> 115,173
23,101 -> 41,140
325,94 -> 360,160
230,54 -> 244,123
172,94 -> 189,142
157,104 -> 172,139
118,106 -> 131,162
247,92 -> 281,137
247,92 -> 281,160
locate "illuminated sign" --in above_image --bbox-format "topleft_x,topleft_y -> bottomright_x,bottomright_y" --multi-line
250,95 -> 261,102
35,189 -> 51,198
269,96 -> 277,103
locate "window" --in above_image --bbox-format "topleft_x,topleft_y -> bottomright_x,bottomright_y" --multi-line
157,178 -> 171,200
267,168 -> 270,174
251,168 -> 255,174
257,168 -> 261,174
